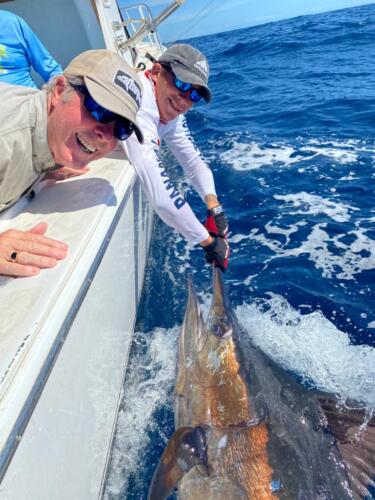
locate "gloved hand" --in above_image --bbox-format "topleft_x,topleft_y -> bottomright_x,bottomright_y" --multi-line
203,205 -> 230,271
203,235 -> 230,271
204,205 -> 229,239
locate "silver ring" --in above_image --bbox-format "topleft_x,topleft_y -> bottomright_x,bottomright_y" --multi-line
10,251 -> 18,262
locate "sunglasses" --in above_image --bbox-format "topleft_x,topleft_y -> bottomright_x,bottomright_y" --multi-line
161,64 -> 203,103
73,85 -> 134,141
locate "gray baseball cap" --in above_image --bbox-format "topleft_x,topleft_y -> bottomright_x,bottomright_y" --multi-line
158,44 -> 212,102
65,49 -> 144,143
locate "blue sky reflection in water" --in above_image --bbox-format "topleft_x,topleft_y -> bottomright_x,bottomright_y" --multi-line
104,5 -> 375,499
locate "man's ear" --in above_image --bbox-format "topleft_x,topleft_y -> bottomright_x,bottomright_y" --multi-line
151,62 -> 162,77
49,75 -> 67,109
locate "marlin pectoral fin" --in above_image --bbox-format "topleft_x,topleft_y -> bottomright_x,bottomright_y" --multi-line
148,426 -> 208,500
318,397 -> 375,499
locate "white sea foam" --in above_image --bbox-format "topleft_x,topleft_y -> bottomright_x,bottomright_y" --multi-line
249,222 -> 375,280
274,192 -> 357,223
104,327 -> 178,498
300,144 -> 358,164
231,192 -> 374,280
220,137 -> 373,171
239,294 -> 375,406
221,141 -> 302,170
164,230 -> 192,282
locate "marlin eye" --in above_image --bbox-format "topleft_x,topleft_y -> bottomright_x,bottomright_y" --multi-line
213,324 -> 221,336
212,321 -> 232,338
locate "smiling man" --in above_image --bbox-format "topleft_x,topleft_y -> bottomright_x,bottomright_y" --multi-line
125,44 -> 230,271
0,49 -> 143,277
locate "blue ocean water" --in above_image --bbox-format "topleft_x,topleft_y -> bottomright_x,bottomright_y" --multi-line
104,5 -> 375,499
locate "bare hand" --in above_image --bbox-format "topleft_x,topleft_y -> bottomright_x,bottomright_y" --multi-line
43,166 -> 89,181
0,222 -> 68,277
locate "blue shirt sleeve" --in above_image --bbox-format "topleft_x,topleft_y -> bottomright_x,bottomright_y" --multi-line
18,16 -> 62,83
0,11 -> 62,88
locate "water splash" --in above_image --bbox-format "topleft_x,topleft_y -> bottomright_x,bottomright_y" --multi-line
104,327 -> 178,498
239,293 -> 375,406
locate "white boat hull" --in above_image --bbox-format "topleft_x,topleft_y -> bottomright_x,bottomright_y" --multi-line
0,158 -> 153,498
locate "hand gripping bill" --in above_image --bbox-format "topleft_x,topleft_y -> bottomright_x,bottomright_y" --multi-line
203,236 -> 230,271
204,205 -> 230,271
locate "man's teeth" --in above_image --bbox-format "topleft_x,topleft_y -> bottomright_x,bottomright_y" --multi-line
76,133 -> 97,154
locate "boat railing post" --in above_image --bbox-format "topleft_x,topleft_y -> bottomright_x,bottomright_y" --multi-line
114,0 -> 185,53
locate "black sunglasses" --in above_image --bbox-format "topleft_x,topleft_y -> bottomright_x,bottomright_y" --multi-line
72,85 -> 134,141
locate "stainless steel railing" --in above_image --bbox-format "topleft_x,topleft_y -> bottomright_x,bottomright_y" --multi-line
113,0 -> 185,55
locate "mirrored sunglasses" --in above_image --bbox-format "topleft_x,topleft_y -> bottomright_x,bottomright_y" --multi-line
161,64 -> 203,103
72,85 -> 134,141
173,78 -> 203,103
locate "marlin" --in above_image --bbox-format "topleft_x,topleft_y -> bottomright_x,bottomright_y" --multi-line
148,268 -> 375,499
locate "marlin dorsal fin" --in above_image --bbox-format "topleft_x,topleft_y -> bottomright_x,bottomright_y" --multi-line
319,397 -> 375,500
148,426 -> 208,500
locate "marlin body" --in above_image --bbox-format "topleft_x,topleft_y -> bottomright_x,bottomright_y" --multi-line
148,268 -> 375,499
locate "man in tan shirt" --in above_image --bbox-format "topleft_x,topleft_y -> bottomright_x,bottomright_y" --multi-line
0,49 -> 143,277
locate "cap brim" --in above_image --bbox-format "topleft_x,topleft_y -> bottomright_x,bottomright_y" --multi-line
170,62 -> 212,103
131,124 -> 144,143
84,77 -> 144,143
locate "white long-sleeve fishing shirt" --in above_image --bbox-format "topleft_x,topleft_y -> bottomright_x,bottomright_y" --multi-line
123,71 -> 216,245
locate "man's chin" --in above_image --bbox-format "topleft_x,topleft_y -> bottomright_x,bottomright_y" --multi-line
54,158 -> 88,169
161,110 -> 178,123
62,151 -> 93,169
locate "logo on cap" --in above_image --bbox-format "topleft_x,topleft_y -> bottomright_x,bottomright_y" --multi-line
194,59 -> 208,79
114,70 -> 142,109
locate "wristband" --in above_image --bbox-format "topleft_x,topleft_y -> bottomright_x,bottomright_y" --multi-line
208,205 -> 224,216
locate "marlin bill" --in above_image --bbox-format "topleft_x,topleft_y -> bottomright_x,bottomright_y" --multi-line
148,268 -> 375,499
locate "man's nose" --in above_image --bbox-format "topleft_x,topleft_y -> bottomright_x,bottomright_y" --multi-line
94,122 -> 115,142
177,91 -> 193,107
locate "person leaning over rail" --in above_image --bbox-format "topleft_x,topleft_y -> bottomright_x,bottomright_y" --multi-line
0,10 -> 62,88
0,49 -> 143,278
124,44 -> 230,271
0,10 -> 84,182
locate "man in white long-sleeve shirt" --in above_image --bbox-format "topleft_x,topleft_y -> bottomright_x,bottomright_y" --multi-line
124,44 -> 230,270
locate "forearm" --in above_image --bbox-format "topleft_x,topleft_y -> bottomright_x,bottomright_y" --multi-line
123,137 -> 210,245
199,233 -> 214,247
204,193 -> 220,209
164,117 -> 217,201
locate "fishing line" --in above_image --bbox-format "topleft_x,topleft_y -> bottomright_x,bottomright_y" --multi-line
169,0 -> 232,43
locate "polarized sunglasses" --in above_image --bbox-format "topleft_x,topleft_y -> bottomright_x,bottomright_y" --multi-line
73,85 -> 134,141
161,64 -> 203,103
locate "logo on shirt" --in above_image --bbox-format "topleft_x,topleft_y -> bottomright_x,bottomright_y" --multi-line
114,70 -> 142,109
0,44 -> 8,75
155,151 -> 186,210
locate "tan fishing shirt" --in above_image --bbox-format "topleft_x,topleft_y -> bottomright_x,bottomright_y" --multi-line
0,82 -> 55,212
